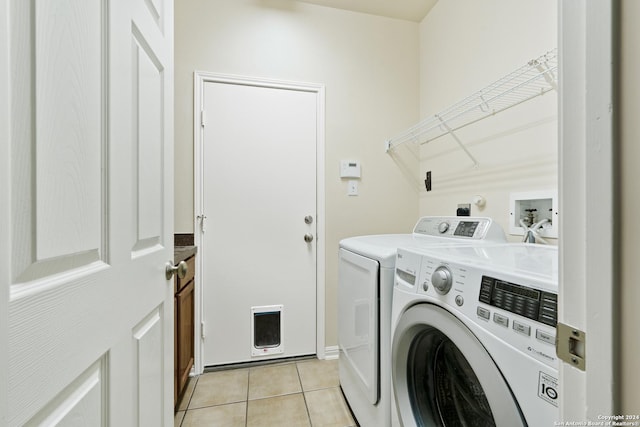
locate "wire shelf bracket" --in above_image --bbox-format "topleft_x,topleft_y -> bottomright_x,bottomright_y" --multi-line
385,48 -> 558,167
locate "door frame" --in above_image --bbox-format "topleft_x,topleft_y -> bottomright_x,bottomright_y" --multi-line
558,0 -> 616,419
193,71 -> 326,373
1,0 -> 9,420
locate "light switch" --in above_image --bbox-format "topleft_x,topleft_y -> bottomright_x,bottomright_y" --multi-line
347,180 -> 358,196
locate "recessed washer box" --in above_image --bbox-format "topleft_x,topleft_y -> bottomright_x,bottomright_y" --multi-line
509,190 -> 558,238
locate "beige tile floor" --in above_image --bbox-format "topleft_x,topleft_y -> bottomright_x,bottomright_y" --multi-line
174,358 -> 357,427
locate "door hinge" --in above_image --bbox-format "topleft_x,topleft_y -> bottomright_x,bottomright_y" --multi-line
201,321 -> 206,339
556,322 -> 586,371
201,110 -> 206,127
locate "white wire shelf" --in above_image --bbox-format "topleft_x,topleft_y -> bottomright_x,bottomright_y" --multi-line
385,49 -> 558,163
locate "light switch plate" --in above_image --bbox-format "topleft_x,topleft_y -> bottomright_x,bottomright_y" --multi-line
347,180 -> 358,196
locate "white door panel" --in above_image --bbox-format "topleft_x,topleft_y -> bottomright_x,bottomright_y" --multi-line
200,79 -> 319,366
2,0 -> 174,425
133,309 -> 165,427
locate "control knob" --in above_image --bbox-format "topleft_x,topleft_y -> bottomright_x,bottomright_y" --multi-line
438,221 -> 450,234
431,265 -> 453,295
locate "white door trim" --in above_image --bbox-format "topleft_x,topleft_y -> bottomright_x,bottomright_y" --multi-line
193,71 -> 326,373
558,0 -> 616,419
1,0 -> 10,420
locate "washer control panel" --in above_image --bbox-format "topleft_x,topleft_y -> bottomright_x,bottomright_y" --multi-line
479,276 -> 557,326
394,246 -> 558,369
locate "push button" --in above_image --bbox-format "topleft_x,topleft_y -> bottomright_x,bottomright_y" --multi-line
477,307 -> 490,320
493,313 -> 509,327
513,321 -> 531,336
536,329 -> 556,345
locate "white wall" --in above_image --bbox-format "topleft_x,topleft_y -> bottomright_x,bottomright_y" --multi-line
417,0 -> 558,241
175,0 -> 420,348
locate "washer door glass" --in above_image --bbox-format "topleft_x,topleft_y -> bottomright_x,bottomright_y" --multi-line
408,328 -> 494,426
392,304 -> 525,427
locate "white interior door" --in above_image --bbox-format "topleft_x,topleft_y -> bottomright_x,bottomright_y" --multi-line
1,0 -> 174,425
198,77 -> 320,366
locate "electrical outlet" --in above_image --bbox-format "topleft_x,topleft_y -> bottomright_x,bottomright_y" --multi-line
457,204 -> 471,216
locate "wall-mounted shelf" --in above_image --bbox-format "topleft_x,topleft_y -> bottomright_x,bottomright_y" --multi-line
385,49 -> 558,166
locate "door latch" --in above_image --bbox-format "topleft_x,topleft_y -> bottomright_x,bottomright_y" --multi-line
197,214 -> 207,233
556,323 -> 586,371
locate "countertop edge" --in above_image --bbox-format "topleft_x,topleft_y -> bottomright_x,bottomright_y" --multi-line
174,246 -> 197,263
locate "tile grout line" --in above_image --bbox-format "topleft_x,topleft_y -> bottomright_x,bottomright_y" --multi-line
295,362 -> 314,426
178,375 -> 199,427
245,368 -> 251,427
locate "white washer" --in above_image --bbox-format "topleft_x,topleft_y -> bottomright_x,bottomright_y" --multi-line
391,243 -> 559,426
338,217 -> 507,427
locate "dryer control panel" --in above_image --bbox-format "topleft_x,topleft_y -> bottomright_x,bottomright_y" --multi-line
412,216 -> 506,241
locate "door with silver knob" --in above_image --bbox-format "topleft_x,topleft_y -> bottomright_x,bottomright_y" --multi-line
3,0 -> 175,424
199,79 -> 319,366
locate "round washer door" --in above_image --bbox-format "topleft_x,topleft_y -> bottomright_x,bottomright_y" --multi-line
392,304 -> 525,427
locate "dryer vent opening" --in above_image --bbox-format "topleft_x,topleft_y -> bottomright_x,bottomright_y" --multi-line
251,305 -> 284,356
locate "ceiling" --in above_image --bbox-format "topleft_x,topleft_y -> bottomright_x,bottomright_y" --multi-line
296,0 -> 438,22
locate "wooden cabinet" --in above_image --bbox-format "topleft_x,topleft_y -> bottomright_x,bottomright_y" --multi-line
175,254 -> 195,407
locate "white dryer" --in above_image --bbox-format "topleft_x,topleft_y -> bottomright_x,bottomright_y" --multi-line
338,217 -> 507,427
391,243 -> 559,426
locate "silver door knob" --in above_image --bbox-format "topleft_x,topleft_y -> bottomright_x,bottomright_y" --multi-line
304,215 -> 314,225
304,233 -> 314,243
166,260 -> 188,280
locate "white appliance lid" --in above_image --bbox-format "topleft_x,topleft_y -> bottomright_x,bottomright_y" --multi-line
339,234 -> 425,267
339,216 -> 507,268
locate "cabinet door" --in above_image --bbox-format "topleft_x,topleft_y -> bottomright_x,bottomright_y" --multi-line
176,279 -> 195,398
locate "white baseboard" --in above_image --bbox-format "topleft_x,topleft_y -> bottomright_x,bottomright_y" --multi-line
323,345 -> 339,360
